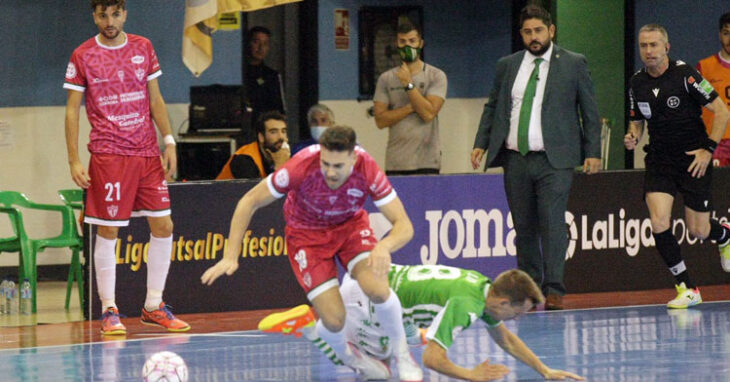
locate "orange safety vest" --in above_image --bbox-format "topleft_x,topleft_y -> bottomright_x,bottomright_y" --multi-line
216,141 -> 266,179
697,54 -> 730,139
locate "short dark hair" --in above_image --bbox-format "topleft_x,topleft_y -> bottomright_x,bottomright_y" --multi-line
720,12 -> 730,31
91,0 -> 125,11
319,125 -> 357,153
248,26 -> 271,42
491,269 -> 545,306
519,5 -> 552,29
256,110 -> 286,136
397,18 -> 421,38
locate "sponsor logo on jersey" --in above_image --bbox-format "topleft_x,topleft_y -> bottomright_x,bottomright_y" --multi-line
97,94 -> 119,106
120,91 -> 146,103
92,78 -> 109,83
295,249 -> 307,271
690,77 -> 714,100
347,188 -> 364,198
65,62 -> 76,79
131,55 -> 145,64
117,70 -> 124,82
302,272 -> 312,288
652,88 -> 660,97
638,102 -> 652,119
667,96 -> 680,108
275,169 -> 289,188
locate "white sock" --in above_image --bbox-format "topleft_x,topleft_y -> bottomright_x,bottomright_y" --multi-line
94,234 -> 118,313
145,234 -> 172,311
373,289 -> 406,351
316,320 -> 349,362
306,322 -> 344,365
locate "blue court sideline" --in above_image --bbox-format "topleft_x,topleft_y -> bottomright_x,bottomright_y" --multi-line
2,302 -> 729,381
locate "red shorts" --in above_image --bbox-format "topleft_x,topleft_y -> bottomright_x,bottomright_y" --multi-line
285,211 -> 377,300
84,153 -> 171,226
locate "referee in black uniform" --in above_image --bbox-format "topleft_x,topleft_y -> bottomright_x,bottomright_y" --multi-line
625,24 -> 730,309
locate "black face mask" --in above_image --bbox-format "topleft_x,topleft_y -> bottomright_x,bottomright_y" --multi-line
399,45 -> 421,62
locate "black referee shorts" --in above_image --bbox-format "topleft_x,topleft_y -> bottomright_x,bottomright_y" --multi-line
644,160 -> 713,212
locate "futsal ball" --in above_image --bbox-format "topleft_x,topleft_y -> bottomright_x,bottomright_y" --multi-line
142,351 -> 189,382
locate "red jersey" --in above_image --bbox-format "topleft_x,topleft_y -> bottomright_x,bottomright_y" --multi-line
697,53 -> 730,139
267,145 -> 396,230
63,33 -> 162,157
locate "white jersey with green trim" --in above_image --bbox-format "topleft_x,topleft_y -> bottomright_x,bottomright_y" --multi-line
388,264 -> 501,349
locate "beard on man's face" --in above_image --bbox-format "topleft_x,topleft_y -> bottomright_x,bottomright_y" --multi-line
526,39 -> 551,56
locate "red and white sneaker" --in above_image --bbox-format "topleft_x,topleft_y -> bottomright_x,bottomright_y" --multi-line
258,304 -> 316,337
141,302 -> 191,332
100,307 -> 126,335
345,342 -> 392,381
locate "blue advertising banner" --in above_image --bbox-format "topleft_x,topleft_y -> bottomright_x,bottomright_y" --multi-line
372,174 -> 516,279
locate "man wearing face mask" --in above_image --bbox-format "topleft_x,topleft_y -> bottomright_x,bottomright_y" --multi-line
373,19 -> 447,176
217,111 -> 290,179
292,104 -> 335,156
471,5 -> 601,310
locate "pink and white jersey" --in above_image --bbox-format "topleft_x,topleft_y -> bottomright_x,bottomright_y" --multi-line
267,145 -> 397,230
63,33 -> 162,157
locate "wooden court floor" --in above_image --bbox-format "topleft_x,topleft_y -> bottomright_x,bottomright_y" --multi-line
1,282 -> 729,350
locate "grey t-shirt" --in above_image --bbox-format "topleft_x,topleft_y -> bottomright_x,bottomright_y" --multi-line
374,63 -> 448,171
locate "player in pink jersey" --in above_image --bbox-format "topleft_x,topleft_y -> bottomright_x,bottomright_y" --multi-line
202,126 -> 423,381
64,0 -> 189,335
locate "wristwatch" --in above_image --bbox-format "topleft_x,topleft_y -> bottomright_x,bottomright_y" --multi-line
405,82 -> 415,91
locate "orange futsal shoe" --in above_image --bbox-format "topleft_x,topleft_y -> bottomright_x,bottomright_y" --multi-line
258,304 -> 316,337
100,307 -> 127,335
141,302 -> 191,332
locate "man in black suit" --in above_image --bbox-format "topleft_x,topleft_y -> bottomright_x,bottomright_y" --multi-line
471,5 -> 601,310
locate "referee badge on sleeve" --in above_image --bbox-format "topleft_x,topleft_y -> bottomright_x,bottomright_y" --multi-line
638,102 -> 652,119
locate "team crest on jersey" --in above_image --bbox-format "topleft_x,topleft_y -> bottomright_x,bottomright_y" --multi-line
65,63 -> 76,79
117,70 -> 125,82
329,196 -> 338,204
302,272 -> 312,288
135,68 -> 146,81
667,96 -> 680,108
131,55 -> 145,64
275,169 -> 289,188
107,205 -> 119,218
295,249 -> 307,271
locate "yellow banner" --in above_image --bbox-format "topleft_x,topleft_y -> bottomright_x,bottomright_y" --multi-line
183,0 -> 302,77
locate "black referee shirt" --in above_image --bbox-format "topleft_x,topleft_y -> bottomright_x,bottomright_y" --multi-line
629,59 -> 719,159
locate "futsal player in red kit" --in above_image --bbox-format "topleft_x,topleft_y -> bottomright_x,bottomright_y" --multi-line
202,126 -> 423,381
64,0 -> 189,335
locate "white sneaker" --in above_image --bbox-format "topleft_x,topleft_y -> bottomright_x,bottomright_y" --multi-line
345,342 -> 391,381
667,282 -> 702,309
393,336 -> 423,382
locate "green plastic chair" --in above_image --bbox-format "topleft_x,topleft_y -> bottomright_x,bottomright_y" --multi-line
0,191 -> 83,313
57,189 -> 85,310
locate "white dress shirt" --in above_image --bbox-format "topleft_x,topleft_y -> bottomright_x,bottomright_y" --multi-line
507,43 -> 553,153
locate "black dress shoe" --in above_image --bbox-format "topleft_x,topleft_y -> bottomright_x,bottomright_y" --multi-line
545,294 -> 564,310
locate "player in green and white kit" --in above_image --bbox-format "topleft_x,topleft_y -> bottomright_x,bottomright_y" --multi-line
262,264 -> 584,381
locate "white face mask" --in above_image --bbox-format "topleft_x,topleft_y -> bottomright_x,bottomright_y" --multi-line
310,125 -> 328,141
